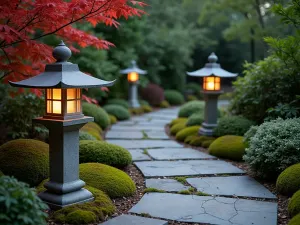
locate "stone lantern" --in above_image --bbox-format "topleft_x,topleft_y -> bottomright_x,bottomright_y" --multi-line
9,41 -> 115,209
187,53 -> 237,136
120,60 -> 147,108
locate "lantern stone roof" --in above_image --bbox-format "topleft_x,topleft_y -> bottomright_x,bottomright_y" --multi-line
187,53 -> 238,78
9,41 -> 115,89
120,60 -> 147,75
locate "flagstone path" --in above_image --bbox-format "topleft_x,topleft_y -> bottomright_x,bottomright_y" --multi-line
103,107 -> 278,225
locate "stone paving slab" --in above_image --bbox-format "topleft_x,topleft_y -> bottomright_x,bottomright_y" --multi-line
147,148 -> 215,160
100,214 -> 168,225
135,160 -> 244,177
106,131 -> 143,139
128,149 -> 152,161
115,121 -> 137,126
106,140 -> 183,149
135,122 -> 166,126
187,176 -> 276,199
110,126 -> 165,131
129,193 -> 277,225
144,131 -> 169,140
146,179 -> 190,192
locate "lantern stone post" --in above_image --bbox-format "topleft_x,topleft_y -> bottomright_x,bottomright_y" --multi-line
9,41 -> 115,209
120,60 -> 147,109
187,53 -> 237,136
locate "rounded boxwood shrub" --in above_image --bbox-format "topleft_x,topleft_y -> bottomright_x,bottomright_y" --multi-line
106,99 -> 129,109
79,140 -> 132,168
288,190 -> 300,218
213,116 -> 255,137
186,113 -> 204,127
170,122 -> 186,135
187,95 -> 198,101
103,104 -> 130,121
139,100 -> 150,106
142,105 -> 153,113
0,176 -> 48,225
190,136 -> 215,147
140,83 -> 165,106
178,101 -> 205,118
209,135 -> 245,161
243,118 -> 300,178
79,163 -> 136,198
170,118 -> 188,127
164,90 -> 185,105
129,107 -> 144,115
52,185 -> 115,224
184,135 -> 197,144
202,140 -> 214,148
82,103 -> 110,129
81,122 -> 103,134
109,114 -> 117,124
176,126 -> 201,141
0,139 -> 49,186
79,131 -> 97,141
288,213 -> 300,225
160,100 -> 170,108
276,164 -> 300,196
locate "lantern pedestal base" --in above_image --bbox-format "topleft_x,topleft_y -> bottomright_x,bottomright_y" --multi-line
199,122 -> 218,136
129,83 -> 140,108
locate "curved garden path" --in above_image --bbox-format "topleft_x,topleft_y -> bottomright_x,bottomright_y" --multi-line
103,107 -> 278,225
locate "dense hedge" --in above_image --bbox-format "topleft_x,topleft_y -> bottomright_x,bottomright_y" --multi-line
288,190 -> 300,218
140,83 -> 165,106
79,140 -> 132,168
82,103 -> 110,129
106,99 -> 129,109
209,135 -> 245,161
79,163 -> 136,198
276,164 -> 300,196
164,90 -> 185,105
103,104 -> 130,121
186,113 -> 204,127
0,139 -> 49,186
244,118 -> 300,178
178,101 -> 205,118
176,126 -> 200,141
213,116 -> 254,137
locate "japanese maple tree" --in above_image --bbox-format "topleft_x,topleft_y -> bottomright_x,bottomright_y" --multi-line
0,0 -> 145,96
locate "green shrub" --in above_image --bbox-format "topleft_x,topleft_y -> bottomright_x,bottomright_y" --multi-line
186,113 -> 204,127
170,118 -> 188,127
52,185 -> 115,224
80,122 -> 103,140
190,136 -> 215,147
129,107 -> 144,115
213,116 -> 255,137
184,135 -> 197,144
186,82 -> 202,99
103,104 -> 130,121
209,135 -> 245,161
109,114 -> 117,124
164,90 -> 185,105
276,164 -> 300,196
0,170 -> 3,176
106,99 -> 129,109
176,126 -> 201,141
178,101 -> 205,118
142,105 -> 153,113
139,100 -> 150,106
140,83 -> 165,106
66,210 -> 97,224
79,163 -> 136,198
159,100 -> 170,108
170,122 -> 186,135
79,141 -> 132,168
0,176 -> 48,225
288,213 -> 300,225
289,190 -> 300,218
202,140 -> 214,148
187,95 -> 198,101
82,103 -> 110,129
243,118 -> 300,178
243,125 -> 258,147
79,131 -> 97,141
0,139 -> 49,186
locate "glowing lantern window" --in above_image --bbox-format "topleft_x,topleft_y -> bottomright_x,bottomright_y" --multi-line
128,72 -> 139,83
203,76 -> 221,91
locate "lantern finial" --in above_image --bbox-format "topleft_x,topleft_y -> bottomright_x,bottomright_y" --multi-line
208,52 -> 218,63
52,40 -> 72,62
131,60 -> 137,68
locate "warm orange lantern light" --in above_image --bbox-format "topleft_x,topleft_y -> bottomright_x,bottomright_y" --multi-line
127,72 -> 139,83
45,88 -> 82,119
203,76 -> 221,91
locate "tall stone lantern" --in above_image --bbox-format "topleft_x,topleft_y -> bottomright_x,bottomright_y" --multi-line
187,53 -> 237,136
9,41 -> 115,209
120,60 -> 147,108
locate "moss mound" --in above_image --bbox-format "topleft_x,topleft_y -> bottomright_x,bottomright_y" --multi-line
52,186 -> 115,224
209,135 -> 245,161
142,105 -> 153,113
164,90 -> 185,105
186,113 -> 204,127
82,103 -> 110,129
129,107 -> 144,115
160,100 -> 170,108
178,101 -> 205,118
189,136 -> 215,147
80,122 -> 103,140
184,135 -> 197,144
170,118 -> 188,127
79,131 -> 97,141
106,99 -> 129,109
139,100 -> 150,106
170,122 -> 187,135
79,163 -> 136,198
276,164 -> 300,196
289,190 -> 300,218
0,139 -> 49,186
288,213 -> 300,225
79,140 -> 132,168
109,114 -> 117,124
103,104 -> 130,121
202,140 -> 214,148
176,126 -> 201,141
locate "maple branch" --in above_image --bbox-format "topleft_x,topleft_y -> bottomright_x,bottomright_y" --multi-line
0,71 -> 13,80
1,48 -> 11,65
18,13 -> 39,33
